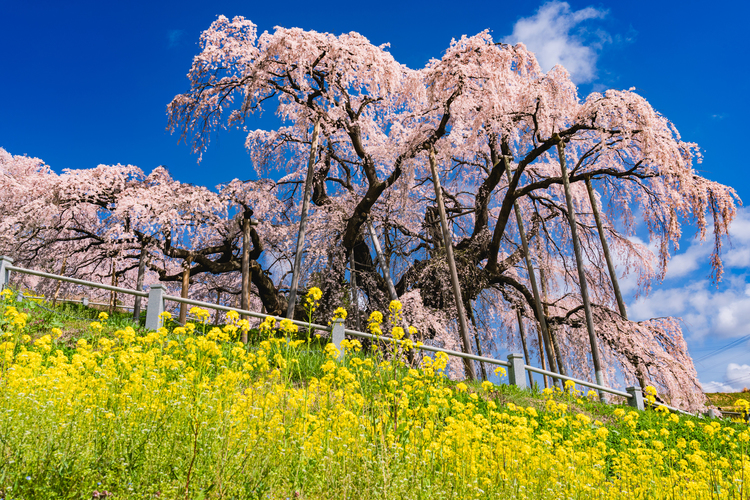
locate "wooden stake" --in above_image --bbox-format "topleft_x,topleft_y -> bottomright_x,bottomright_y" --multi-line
109,259 -> 116,314
466,299 -> 488,381
585,178 -> 649,388
132,249 -> 147,321
213,290 -> 222,326
52,255 -> 66,307
585,178 -> 628,319
241,209 -> 253,341
539,267 -> 567,377
349,248 -> 361,332
179,257 -> 192,325
503,160 -> 559,385
556,139 -> 606,395
516,308 -> 535,388
428,148 -> 476,381
287,119 -> 321,319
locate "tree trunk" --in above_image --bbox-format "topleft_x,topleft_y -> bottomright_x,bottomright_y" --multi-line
556,139 -> 605,395
516,309 -> 535,388
179,257 -> 192,325
503,160 -> 559,385
429,148 -> 476,381
287,118 -> 321,319
132,249 -> 148,321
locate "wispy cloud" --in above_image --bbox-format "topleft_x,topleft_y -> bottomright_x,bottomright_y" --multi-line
167,29 -> 184,49
701,380 -> 739,393
503,1 -> 609,84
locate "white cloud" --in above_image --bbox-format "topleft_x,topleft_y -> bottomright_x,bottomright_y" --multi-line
630,277 -> 750,340
724,208 -> 750,269
628,208 -> 750,339
503,1 -> 609,84
701,381 -> 739,393
727,363 -> 750,390
664,241 -> 711,279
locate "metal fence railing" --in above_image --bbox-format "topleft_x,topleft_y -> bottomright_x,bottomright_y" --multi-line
1,255 -> 733,419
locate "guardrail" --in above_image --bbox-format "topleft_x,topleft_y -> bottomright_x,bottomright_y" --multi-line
0,255 -> 713,416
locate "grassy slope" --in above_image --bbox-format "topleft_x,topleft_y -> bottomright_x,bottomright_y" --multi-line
0,294 -> 750,499
13,298 -> 750,425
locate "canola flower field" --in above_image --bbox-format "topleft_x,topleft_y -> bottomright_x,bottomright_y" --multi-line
0,288 -> 749,499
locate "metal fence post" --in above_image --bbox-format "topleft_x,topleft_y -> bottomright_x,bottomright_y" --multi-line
0,256 -> 13,290
82,297 -> 90,307
145,285 -> 166,331
626,386 -> 644,411
507,353 -> 527,390
332,318 -> 345,360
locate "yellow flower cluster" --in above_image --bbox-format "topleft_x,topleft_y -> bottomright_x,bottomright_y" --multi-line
2,306 -> 28,331
0,304 -> 748,498
305,287 -> 322,313
189,306 -> 211,322
331,307 -> 347,321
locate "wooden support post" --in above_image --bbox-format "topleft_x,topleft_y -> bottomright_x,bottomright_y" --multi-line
179,258 -> 192,325
349,248 -> 361,332
213,290 -> 222,325
133,249 -> 148,321
367,219 -> 416,365
556,139 -> 606,397
108,259 -> 116,314
539,267 -> 567,377
52,256 -> 67,307
503,160 -> 559,386
429,148 -> 476,381
287,119 -> 321,319
466,300 -> 488,381
241,210 -> 252,317
367,220 -> 400,305
516,309 -> 536,388
585,178 -> 628,319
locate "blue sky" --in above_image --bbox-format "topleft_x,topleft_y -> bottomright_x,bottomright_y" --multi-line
2,0 -> 749,391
